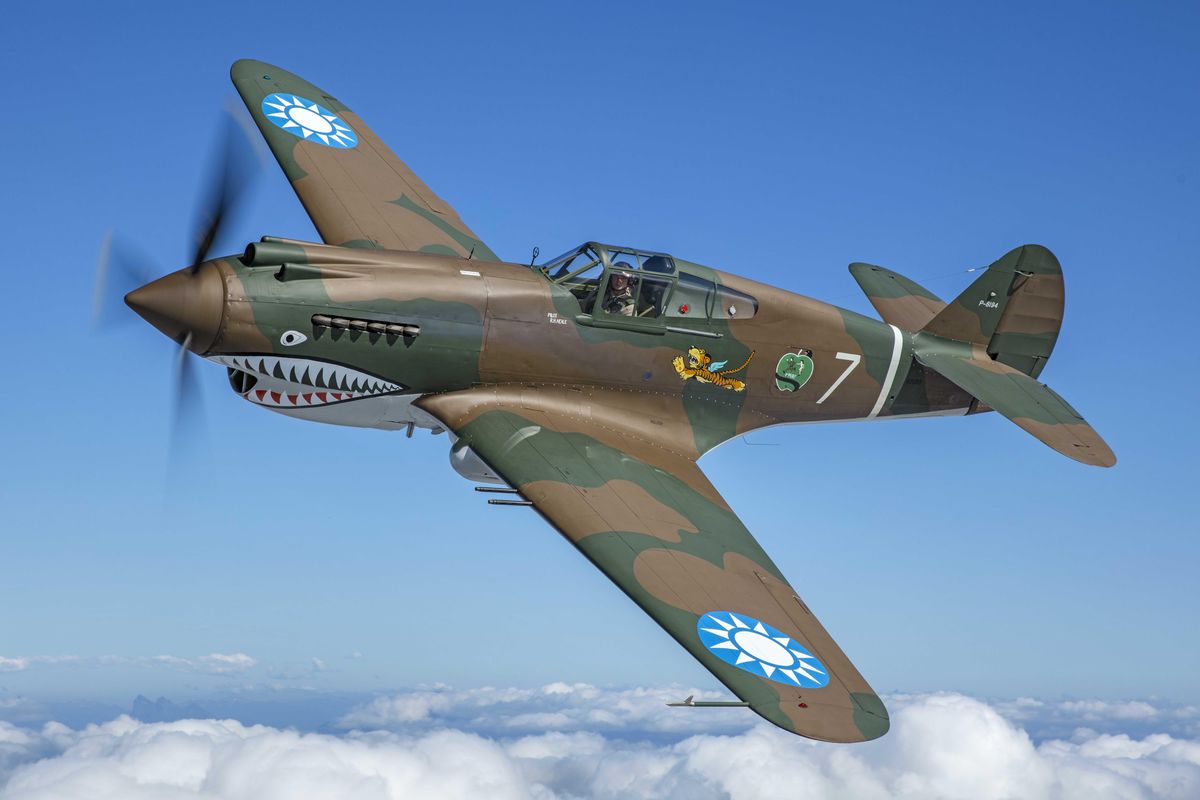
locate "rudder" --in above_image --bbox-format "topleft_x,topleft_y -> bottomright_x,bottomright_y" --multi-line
921,245 -> 1064,378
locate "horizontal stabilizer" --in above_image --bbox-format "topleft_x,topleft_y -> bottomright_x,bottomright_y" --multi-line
916,350 -> 1115,467
849,263 -> 947,330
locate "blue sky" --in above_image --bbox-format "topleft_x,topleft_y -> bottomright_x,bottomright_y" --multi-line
1,0 -> 1197,723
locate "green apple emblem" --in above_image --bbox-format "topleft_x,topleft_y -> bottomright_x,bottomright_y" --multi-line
774,351 -> 814,392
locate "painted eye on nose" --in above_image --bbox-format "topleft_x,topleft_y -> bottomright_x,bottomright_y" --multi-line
280,330 -> 308,347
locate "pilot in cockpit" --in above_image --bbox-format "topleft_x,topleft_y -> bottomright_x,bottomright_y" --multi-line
603,265 -> 636,316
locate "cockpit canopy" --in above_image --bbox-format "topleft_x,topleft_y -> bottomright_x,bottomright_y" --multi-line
538,242 -> 757,325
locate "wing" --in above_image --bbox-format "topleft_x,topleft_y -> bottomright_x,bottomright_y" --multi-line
418,386 -> 889,742
230,59 -> 497,259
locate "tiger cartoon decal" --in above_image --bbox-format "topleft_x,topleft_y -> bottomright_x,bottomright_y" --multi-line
672,347 -> 755,392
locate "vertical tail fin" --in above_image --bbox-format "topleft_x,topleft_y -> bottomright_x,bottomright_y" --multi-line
921,245 -> 1064,378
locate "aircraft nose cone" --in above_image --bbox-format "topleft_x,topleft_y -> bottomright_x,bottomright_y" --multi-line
125,263 -> 223,353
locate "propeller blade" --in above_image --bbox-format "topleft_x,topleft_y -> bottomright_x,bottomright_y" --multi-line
188,105 -> 262,273
92,231 -> 161,330
169,333 -> 207,468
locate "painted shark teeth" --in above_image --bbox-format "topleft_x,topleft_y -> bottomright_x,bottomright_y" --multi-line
208,355 -> 402,408
243,388 -> 370,408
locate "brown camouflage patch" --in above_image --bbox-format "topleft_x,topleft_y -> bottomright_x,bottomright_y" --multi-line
317,251 -> 490,306
522,478 -> 698,543
213,259 -> 274,354
995,273 -> 1065,336
923,299 -> 989,345
422,387 -> 732,507
1011,417 -> 1117,467
869,294 -> 946,331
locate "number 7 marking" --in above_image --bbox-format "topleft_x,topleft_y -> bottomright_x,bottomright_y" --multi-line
816,352 -> 861,404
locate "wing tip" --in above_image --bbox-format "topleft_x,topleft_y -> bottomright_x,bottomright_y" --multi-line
851,691 -> 891,741
1077,440 -> 1117,468
749,692 -> 890,743
230,58 -> 274,81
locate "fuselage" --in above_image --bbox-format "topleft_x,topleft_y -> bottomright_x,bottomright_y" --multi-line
184,237 -> 974,448
153,238 -> 974,460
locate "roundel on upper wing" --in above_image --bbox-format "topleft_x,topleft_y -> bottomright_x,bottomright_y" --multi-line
697,610 -> 830,688
261,93 -> 358,149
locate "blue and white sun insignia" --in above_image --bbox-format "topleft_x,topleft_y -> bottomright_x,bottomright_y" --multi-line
697,611 -> 830,688
261,94 -> 358,149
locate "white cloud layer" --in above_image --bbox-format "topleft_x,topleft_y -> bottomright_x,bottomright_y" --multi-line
195,653 -> 257,673
0,691 -> 1198,799
986,696 -> 1200,742
0,653 -> 256,676
336,682 -> 752,738
336,683 -> 1200,744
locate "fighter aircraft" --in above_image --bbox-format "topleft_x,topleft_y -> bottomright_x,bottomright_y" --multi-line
112,59 -> 1115,743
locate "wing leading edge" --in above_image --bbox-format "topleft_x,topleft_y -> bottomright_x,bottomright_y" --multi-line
418,386 -> 889,742
230,59 -> 497,259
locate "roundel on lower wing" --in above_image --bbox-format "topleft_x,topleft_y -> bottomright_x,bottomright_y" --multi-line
261,93 -> 358,149
697,611 -> 830,688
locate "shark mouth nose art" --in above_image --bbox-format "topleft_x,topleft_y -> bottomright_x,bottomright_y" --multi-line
209,355 -> 404,408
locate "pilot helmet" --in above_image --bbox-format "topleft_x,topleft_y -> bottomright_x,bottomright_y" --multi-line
611,263 -> 635,288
